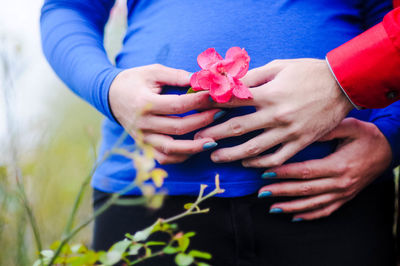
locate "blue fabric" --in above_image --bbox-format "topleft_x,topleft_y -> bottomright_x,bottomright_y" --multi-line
41,0 -> 399,197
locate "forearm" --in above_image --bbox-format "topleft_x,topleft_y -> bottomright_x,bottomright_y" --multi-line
40,0 -> 122,121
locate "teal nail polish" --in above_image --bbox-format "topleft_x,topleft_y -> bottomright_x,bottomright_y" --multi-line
262,172 -> 277,178
209,95 -> 214,102
213,110 -> 227,121
269,208 -> 283,213
292,218 -> 303,222
203,142 -> 218,150
258,191 -> 272,198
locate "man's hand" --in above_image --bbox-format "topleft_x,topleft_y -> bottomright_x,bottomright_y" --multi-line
195,59 -> 353,167
257,118 -> 392,221
109,64 -> 219,164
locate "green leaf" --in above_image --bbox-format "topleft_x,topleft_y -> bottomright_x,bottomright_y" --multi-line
188,250 -> 212,260
40,250 -> 54,259
184,232 -> 196,238
186,87 -> 196,94
170,223 -> 178,230
133,225 -> 154,242
70,243 -> 87,254
103,238 -> 131,265
175,253 -> 194,266
128,243 -> 143,256
145,247 -> 152,257
197,263 -> 211,266
146,241 -> 166,246
184,203 -> 193,210
148,194 -> 165,210
110,238 -> 131,254
163,246 -> 180,254
104,251 -> 121,265
125,233 -> 134,240
177,236 -> 190,253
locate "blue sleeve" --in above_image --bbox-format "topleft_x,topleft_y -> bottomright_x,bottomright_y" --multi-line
40,0 -> 123,121
361,0 -> 392,29
369,101 -> 400,168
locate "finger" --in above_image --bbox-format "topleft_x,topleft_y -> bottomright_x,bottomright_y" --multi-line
268,193 -> 341,214
148,64 -> 191,87
242,140 -> 307,168
138,109 -> 224,136
241,59 -> 288,87
143,133 -> 217,155
291,200 -> 347,221
153,149 -> 190,165
194,111 -> 271,141
319,117 -> 360,141
210,128 -> 287,163
150,91 -> 212,115
258,178 -> 339,197
262,157 -> 342,180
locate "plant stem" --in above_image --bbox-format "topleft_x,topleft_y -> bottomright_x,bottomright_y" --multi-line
129,250 -> 165,265
162,187 -> 223,225
49,175 -> 137,265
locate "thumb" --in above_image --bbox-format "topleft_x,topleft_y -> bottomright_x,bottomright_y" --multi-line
150,64 -> 191,87
319,118 -> 359,141
241,59 -> 288,87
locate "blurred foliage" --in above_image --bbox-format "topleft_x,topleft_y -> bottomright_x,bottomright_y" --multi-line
0,92 -> 102,266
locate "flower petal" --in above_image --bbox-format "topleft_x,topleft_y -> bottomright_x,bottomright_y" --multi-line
210,75 -> 233,103
224,47 -> 250,78
197,48 -> 223,69
232,78 -> 253,99
190,70 -> 215,91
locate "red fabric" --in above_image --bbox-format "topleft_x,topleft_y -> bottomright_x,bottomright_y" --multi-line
326,7 -> 400,108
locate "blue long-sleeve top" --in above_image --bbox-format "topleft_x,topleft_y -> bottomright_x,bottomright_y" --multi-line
41,0 -> 400,197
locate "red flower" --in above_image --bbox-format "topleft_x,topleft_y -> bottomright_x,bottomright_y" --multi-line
190,47 -> 253,103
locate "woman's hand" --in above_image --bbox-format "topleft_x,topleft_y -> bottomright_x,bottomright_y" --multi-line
109,64 -> 219,164
257,118 -> 392,221
195,59 -> 353,167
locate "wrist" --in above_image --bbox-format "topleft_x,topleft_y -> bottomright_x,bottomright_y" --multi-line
324,58 -> 354,115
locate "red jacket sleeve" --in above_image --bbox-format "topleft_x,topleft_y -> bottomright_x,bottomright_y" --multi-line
326,6 -> 400,109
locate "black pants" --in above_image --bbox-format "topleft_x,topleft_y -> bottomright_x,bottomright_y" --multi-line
93,180 -> 396,266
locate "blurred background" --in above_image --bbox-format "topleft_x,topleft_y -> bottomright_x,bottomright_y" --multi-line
0,0 -> 126,265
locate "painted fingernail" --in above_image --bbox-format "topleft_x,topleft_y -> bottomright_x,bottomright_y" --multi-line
203,142 -> 218,150
269,208 -> 283,213
258,191 -> 272,198
261,172 -> 277,178
213,110 -> 227,121
292,218 -> 303,222
209,95 -> 214,102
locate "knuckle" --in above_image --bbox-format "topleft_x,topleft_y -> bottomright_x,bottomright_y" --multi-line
171,124 -> 183,135
337,177 -> 353,191
268,157 -> 282,168
300,165 -> 312,179
273,110 -> 291,125
245,142 -> 262,156
335,161 -> 349,174
160,144 -> 170,155
171,102 -> 185,113
269,59 -> 281,67
343,187 -> 357,198
229,120 -> 245,136
151,63 -> 162,71
300,184 -> 313,195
